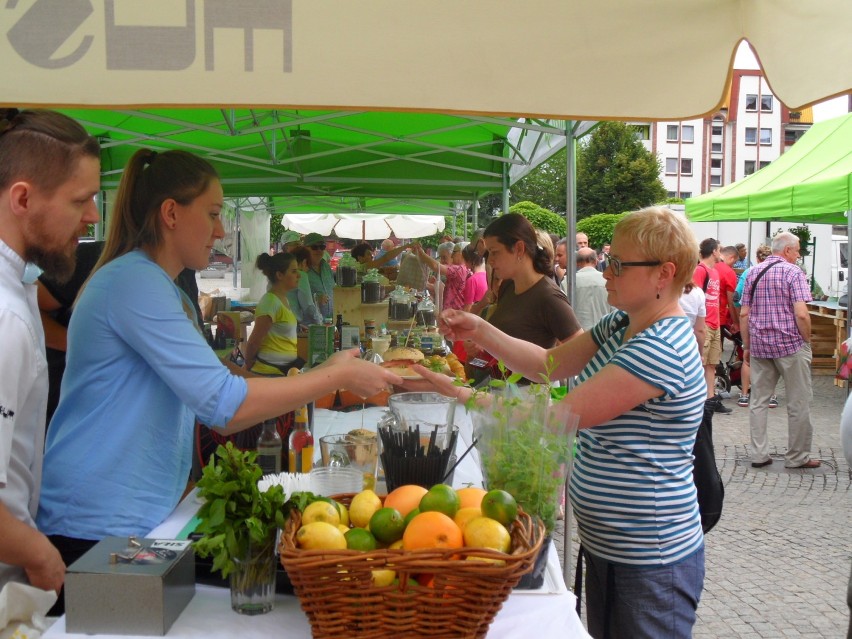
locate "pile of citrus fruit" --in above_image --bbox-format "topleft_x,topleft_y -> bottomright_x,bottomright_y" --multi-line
294,484 -> 519,585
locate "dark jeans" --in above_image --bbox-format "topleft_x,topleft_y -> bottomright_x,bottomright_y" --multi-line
584,545 -> 705,639
47,534 -> 98,617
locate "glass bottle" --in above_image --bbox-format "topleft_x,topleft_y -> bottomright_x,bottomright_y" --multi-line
288,404 -> 314,473
334,313 -> 344,351
256,419 -> 282,475
361,268 -> 382,304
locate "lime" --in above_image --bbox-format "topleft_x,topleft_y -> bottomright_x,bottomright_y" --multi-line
403,507 -> 420,528
418,483 -> 461,518
345,527 -> 378,551
369,507 -> 406,545
481,489 -> 518,526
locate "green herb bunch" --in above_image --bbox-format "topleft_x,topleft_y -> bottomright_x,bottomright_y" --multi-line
466,358 -> 577,534
193,442 -> 288,577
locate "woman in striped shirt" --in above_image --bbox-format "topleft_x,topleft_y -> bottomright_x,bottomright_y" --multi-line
426,207 -> 706,639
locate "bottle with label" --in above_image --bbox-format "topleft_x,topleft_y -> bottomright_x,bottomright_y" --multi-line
288,404 -> 314,473
256,419 -> 282,475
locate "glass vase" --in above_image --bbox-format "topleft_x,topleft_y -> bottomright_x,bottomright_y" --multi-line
229,537 -> 277,615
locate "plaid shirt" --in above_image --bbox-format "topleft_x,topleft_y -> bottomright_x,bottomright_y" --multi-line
740,255 -> 812,359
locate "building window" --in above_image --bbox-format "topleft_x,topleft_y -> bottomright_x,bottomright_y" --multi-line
680,158 -> 693,175
711,158 -> 722,169
744,160 -> 756,176
667,191 -> 677,199
680,192 -> 692,199
760,128 -> 772,145
710,175 -> 722,186
745,94 -> 758,111
712,125 -> 722,136
759,160 -> 771,169
666,125 -> 679,141
711,142 -> 722,152
761,95 -> 773,112
682,125 -> 694,143
632,124 -> 650,141
665,157 -> 678,174
745,128 -> 757,145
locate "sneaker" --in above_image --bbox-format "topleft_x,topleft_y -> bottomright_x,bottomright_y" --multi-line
737,393 -> 750,407
769,396 -> 779,409
711,396 -> 733,414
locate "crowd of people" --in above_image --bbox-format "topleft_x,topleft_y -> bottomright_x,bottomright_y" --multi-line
0,107 -> 830,638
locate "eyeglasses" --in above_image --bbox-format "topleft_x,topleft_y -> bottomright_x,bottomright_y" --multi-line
604,254 -> 661,276
310,244 -> 326,250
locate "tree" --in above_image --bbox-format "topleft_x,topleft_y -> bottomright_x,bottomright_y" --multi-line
576,213 -> 626,249
510,149 -> 567,213
509,201 -> 566,236
576,122 -> 666,219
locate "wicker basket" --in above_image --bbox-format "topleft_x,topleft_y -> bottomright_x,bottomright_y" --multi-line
279,493 -> 545,639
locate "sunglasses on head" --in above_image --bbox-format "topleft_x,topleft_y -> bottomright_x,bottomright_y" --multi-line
310,244 -> 327,250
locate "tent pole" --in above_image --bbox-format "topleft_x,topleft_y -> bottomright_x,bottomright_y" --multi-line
472,196 -> 479,236
233,206 -> 240,290
502,164 -> 510,216
847,209 -> 851,398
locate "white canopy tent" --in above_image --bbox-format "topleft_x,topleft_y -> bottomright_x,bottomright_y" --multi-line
280,213 -> 445,240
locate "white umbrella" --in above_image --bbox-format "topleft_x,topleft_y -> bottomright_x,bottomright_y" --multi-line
281,213 -> 445,241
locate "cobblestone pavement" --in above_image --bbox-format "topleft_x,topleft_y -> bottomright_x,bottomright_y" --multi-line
554,374 -> 851,638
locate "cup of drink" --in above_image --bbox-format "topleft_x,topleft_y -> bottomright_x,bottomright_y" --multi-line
319,433 -> 379,491
371,336 -> 391,357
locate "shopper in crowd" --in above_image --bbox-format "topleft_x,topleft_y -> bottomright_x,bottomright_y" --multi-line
740,232 -> 817,469
36,150 -> 401,606
461,244 -> 487,312
417,206 -> 706,638
350,241 -> 409,274
574,246 -> 612,331
733,244 -> 773,407
0,108 -> 100,597
415,241 -> 470,311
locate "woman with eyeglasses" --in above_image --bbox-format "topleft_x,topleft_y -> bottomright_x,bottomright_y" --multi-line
417,207 -> 706,638
302,232 -> 335,319
36,150 -> 401,611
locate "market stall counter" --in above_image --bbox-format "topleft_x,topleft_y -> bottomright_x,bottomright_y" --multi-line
44,406 -> 591,639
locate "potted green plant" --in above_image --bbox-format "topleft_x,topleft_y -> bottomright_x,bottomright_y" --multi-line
465,363 -> 578,588
193,442 -> 288,615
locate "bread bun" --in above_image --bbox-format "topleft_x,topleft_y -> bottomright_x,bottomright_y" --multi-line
381,346 -> 425,363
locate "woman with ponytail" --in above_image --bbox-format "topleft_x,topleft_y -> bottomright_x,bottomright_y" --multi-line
243,251 -> 302,375
466,213 -> 581,383
36,149 -> 401,591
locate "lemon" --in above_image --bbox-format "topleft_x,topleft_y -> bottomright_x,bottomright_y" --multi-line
462,516 -> 511,553
302,500 -> 341,526
296,521 -> 347,550
466,555 -> 507,566
369,507 -> 406,545
338,524 -> 351,534
371,569 -> 396,587
388,539 -> 404,550
481,489 -> 518,526
453,507 -> 483,532
345,527 -> 378,551
349,489 -> 382,528
418,483 -> 461,518
335,501 -> 350,527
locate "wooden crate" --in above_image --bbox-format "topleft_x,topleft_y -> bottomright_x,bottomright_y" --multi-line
807,302 -> 848,385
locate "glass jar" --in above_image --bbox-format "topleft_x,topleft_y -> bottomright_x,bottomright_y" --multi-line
416,292 -> 436,327
337,254 -> 358,287
388,286 -> 412,320
361,268 -> 383,304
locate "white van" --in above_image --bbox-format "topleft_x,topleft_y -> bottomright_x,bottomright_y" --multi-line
829,234 -> 848,300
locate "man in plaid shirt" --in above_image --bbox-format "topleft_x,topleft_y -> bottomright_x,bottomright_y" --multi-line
740,232 -> 818,469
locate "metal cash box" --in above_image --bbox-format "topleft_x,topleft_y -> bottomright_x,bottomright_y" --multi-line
65,536 -> 195,636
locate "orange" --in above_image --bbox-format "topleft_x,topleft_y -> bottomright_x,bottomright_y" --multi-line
481,489 -> 518,526
369,507 -> 406,545
402,511 -> 463,551
455,487 -> 487,510
383,484 -> 428,518
418,483 -> 461,518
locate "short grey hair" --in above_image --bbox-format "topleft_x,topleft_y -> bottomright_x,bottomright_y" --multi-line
771,232 -> 799,253
437,241 -> 456,256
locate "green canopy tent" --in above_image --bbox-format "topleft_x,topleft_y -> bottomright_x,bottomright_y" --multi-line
686,113 -> 852,225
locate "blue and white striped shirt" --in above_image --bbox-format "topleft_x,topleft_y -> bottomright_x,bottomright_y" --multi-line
569,311 -> 705,565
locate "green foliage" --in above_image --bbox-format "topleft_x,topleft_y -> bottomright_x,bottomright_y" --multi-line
269,214 -> 284,244
576,122 -> 667,219
467,358 -> 573,533
508,201 -> 566,236
193,443 -> 288,578
511,148 -> 568,213
576,213 -> 627,249
786,225 -> 812,257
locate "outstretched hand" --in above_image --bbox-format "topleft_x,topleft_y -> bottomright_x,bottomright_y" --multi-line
327,348 -> 403,398
403,364 -> 474,405
437,309 -> 481,342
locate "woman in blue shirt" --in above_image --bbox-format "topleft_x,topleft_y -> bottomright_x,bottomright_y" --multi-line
418,207 -> 706,639
37,149 -> 401,592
